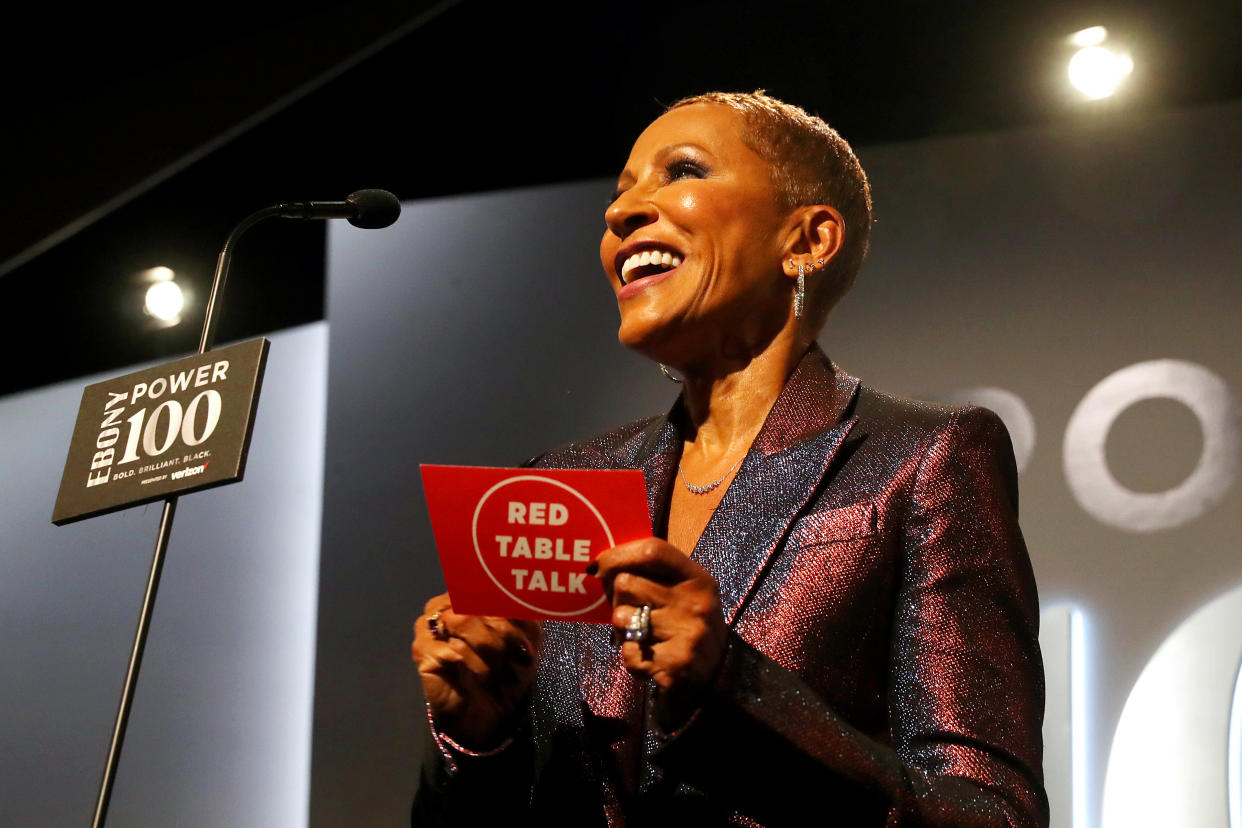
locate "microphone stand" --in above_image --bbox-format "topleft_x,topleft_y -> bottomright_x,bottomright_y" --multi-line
90,204 -> 282,828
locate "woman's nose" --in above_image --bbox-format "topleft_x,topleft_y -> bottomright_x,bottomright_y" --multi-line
604,188 -> 657,240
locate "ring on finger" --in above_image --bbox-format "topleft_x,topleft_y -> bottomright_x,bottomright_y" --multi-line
428,609 -> 450,641
623,604 -> 652,644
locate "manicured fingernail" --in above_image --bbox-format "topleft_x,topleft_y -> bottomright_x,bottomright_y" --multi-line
585,561 -> 599,576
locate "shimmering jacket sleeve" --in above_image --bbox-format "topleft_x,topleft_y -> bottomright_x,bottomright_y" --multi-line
652,407 -> 1048,827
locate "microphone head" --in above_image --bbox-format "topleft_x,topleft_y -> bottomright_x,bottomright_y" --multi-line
346,189 -> 401,229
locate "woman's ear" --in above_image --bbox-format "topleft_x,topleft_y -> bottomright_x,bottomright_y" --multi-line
780,205 -> 845,274
810,206 -> 845,268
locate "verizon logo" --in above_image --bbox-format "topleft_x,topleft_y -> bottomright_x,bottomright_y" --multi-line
171,461 -> 209,480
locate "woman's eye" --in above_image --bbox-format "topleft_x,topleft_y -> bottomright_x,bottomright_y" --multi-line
666,159 -> 708,181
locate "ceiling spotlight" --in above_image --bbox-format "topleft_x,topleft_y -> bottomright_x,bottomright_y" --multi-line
1068,43 -> 1133,100
144,279 -> 184,322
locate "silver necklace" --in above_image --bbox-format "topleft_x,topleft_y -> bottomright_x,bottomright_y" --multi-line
677,456 -> 745,495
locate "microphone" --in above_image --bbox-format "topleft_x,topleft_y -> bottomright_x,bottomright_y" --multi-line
199,188 -> 400,352
277,189 -> 402,229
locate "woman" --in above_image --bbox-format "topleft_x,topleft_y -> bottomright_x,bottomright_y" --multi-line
411,91 -> 1047,827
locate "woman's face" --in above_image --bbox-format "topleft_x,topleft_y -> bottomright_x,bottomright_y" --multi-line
600,103 -> 793,366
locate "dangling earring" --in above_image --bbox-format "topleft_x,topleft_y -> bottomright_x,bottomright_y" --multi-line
794,261 -> 806,320
659,364 -> 683,384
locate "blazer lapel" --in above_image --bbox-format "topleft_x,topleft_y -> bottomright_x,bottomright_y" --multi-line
636,405 -> 682,537
690,346 -> 860,625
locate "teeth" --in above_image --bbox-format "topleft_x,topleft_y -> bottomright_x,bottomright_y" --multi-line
619,248 -> 683,283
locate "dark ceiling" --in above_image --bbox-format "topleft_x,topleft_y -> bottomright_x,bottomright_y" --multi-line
3,0 -> 1239,396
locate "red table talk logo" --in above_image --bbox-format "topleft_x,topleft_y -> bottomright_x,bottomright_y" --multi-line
472,476 -> 611,617
421,465 -> 650,623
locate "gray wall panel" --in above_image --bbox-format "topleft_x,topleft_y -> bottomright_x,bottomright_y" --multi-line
313,182 -> 673,826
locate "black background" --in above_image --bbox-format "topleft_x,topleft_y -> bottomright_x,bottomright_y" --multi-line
3,0 -> 1239,395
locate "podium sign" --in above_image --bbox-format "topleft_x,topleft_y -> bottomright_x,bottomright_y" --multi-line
52,338 -> 269,525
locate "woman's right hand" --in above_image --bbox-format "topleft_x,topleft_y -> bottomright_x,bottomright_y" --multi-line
412,593 -> 543,750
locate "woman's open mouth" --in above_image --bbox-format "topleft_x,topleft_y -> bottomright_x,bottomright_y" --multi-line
620,249 -> 683,285
616,243 -> 683,298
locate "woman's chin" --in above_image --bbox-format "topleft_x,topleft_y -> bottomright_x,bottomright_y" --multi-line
615,325 -> 661,358
615,317 -> 682,366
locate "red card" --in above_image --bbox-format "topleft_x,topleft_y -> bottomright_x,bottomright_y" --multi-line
420,465 -> 651,624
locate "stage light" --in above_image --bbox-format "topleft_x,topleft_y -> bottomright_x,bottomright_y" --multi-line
1068,44 -> 1133,100
145,279 -> 184,322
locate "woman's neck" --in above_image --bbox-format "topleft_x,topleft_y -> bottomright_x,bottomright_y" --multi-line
679,327 -> 809,460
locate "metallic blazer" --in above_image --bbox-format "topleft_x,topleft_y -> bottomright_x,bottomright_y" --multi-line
414,346 -> 1047,827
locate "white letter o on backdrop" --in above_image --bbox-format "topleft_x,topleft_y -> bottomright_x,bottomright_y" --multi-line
1063,359 -> 1239,532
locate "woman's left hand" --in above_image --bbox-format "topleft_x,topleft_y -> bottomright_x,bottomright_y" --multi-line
593,538 -> 727,729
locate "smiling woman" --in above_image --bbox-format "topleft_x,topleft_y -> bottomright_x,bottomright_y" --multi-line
411,91 -> 1047,827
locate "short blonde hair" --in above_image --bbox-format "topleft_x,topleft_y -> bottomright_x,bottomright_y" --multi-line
668,91 -> 872,327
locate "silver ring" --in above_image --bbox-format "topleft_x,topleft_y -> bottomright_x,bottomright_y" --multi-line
623,605 -> 652,643
428,609 -> 449,641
